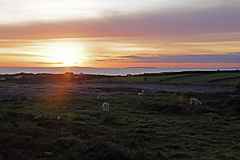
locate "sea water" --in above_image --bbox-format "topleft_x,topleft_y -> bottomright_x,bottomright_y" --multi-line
0,67 -> 238,76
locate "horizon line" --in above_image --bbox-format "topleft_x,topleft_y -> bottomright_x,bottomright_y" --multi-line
0,66 -> 240,69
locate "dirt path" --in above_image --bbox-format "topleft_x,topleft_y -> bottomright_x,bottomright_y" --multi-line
0,82 -> 237,100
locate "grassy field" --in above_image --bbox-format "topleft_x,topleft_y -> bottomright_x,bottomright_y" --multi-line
1,70 -> 239,85
1,89 -> 240,159
84,71 -> 240,85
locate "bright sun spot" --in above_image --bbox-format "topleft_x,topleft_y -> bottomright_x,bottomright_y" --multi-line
47,42 -> 87,67
52,50 -> 77,67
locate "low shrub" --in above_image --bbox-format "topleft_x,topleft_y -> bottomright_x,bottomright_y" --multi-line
85,141 -> 147,160
71,127 -> 89,138
137,101 -> 190,114
55,137 -> 81,150
72,116 -> 86,121
102,116 -> 115,124
223,97 -> 240,114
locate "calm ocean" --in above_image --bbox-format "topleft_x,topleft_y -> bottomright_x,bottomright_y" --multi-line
0,67 -> 239,76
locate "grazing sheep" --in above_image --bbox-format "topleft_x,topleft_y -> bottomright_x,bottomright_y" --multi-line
102,102 -> 110,112
190,98 -> 202,105
138,90 -> 144,96
97,92 -> 107,99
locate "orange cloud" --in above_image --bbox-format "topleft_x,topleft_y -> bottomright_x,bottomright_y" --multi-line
0,53 -> 47,57
1,9 -> 240,39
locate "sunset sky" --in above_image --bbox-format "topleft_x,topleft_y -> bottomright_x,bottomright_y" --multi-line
0,0 -> 240,68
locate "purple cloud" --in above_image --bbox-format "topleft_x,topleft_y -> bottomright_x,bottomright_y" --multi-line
0,5 -> 240,39
99,53 -> 240,63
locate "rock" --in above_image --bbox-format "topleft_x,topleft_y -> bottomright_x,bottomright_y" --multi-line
33,115 -> 43,119
44,151 -> 53,156
230,95 -> 240,97
232,117 -> 238,120
86,111 -> 93,114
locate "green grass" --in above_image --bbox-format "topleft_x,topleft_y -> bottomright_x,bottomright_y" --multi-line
1,90 -> 240,159
83,71 -> 240,85
2,70 -> 239,85
210,77 -> 240,85
170,72 -> 240,84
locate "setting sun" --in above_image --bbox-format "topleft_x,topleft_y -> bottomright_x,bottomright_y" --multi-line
52,52 -> 78,67
46,41 -> 87,67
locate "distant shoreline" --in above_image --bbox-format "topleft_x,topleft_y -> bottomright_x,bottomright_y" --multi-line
0,67 -> 239,76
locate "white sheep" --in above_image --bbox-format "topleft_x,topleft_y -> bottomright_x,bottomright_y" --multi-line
138,90 -> 144,96
97,92 -> 107,99
190,98 -> 202,105
102,102 -> 110,112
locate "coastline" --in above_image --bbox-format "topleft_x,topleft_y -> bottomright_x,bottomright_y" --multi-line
0,67 -> 239,76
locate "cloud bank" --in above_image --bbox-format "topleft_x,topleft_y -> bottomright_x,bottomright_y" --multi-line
0,0 -> 240,68
1,4 -> 240,39
96,52 -> 240,63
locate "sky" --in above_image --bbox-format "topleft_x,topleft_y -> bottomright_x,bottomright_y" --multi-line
0,0 -> 240,68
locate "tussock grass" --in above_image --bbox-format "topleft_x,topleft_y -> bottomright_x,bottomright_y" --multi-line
1,91 -> 240,159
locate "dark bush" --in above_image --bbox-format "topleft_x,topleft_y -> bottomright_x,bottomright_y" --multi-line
138,102 -> 189,114
72,116 -> 86,121
223,97 -> 240,114
0,125 -> 56,160
84,141 -> 147,160
37,120 -> 54,128
55,137 -> 81,150
224,97 -> 240,108
71,127 -> 89,137
162,104 -> 184,114
102,116 -> 115,124
195,106 -> 214,115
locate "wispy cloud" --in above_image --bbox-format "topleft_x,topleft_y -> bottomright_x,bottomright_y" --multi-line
226,52 -> 240,55
0,3 -> 240,39
0,1 -> 240,68
31,62 -> 65,65
0,53 -> 47,57
96,53 -> 240,63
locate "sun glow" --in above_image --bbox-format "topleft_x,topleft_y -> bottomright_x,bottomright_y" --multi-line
47,42 -> 87,67
52,51 -> 78,67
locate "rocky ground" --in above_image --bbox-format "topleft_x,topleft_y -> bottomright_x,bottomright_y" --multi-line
0,81 -> 237,100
